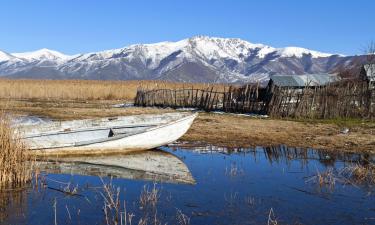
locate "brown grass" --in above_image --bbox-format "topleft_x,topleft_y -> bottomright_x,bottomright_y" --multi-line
0,79 -> 225,101
182,112 -> 375,153
340,164 -> 375,185
0,113 -> 31,188
0,98 -> 175,122
306,164 -> 375,188
306,168 -> 337,189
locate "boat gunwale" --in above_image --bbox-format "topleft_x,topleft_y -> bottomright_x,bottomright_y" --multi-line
22,124 -> 158,139
19,112 -> 191,138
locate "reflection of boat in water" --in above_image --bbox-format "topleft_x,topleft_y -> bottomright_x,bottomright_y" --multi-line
17,112 -> 197,154
35,149 -> 195,185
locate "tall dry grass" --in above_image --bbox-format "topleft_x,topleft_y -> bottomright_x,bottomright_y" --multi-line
0,113 -> 31,188
0,79 -> 225,101
341,163 -> 375,185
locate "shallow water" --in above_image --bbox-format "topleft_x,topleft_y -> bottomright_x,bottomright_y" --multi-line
1,144 -> 375,225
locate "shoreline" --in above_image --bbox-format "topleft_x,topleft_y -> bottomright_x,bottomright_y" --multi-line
3,99 -> 374,154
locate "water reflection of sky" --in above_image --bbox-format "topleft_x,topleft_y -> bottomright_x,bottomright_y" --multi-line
2,145 -> 375,225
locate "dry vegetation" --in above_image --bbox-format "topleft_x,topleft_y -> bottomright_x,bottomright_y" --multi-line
306,163 -> 375,190
184,112 -> 375,153
0,113 -> 31,188
0,79 -> 225,101
100,180 -> 165,225
341,164 -> 375,185
305,168 -> 337,190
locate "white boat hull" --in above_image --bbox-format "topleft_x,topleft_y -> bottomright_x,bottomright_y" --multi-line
19,112 -> 197,154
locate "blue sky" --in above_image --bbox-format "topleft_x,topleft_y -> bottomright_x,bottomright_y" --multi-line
1,0 -> 374,55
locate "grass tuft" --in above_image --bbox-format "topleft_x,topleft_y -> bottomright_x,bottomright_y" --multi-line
340,163 -> 375,185
0,113 -> 31,188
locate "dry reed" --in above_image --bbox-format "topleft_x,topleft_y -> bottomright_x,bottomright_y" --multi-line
267,208 -> 278,225
100,178 -> 123,225
99,179 -> 165,225
0,79 -> 225,101
305,168 -> 337,190
139,184 -> 160,210
0,113 -> 31,188
176,209 -> 190,225
306,164 -> 375,189
340,163 -> 375,185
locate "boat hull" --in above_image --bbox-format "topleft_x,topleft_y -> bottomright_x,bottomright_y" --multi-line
24,113 -> 197,154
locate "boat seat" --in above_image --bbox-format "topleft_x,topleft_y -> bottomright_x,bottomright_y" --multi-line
108,128 -> 115,137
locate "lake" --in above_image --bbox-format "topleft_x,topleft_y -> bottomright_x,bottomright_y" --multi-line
1,144 -> 374,225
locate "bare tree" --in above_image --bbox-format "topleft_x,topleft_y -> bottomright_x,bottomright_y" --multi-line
363,41 -> 375,64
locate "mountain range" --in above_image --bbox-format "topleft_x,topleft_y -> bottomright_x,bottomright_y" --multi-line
0,36 -> 364,83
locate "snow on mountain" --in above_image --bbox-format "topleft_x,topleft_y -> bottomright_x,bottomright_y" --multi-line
12,48 -> 70,61
276,47 -> 333,58
0,36 -> 355,83
71,36 -> 336,67
0,50 -> 17,62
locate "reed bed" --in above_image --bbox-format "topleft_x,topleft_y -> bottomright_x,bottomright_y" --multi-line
0,79 -> 225,101
0,113 -> 31,188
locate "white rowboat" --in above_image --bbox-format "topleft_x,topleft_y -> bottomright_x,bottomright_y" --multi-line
18,112 -> 197,153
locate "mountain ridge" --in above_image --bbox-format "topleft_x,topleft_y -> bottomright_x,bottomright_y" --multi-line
0,36 -> 360,83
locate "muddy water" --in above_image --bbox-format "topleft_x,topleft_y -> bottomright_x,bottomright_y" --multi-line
1,145 -> 375,225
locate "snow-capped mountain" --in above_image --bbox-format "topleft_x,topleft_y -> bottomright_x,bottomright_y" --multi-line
0,50 -> 17,62
0,36 -> 361,83
12,48 -> 70,62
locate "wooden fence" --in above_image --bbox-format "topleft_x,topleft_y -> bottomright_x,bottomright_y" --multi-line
267,82 -> 375,119
134,81 -> 375,119
134,88 -> 225,111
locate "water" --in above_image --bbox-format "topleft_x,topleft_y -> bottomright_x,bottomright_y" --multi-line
1,144 -> 375,225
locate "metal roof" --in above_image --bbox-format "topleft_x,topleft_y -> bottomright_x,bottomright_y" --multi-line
270,74 -> 339,87
364,64 -> 375,82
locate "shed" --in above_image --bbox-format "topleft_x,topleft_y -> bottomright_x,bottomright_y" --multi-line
268,74 -> 340,88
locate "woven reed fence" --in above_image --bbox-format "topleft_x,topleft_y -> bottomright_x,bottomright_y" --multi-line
134,81 -> 375,119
